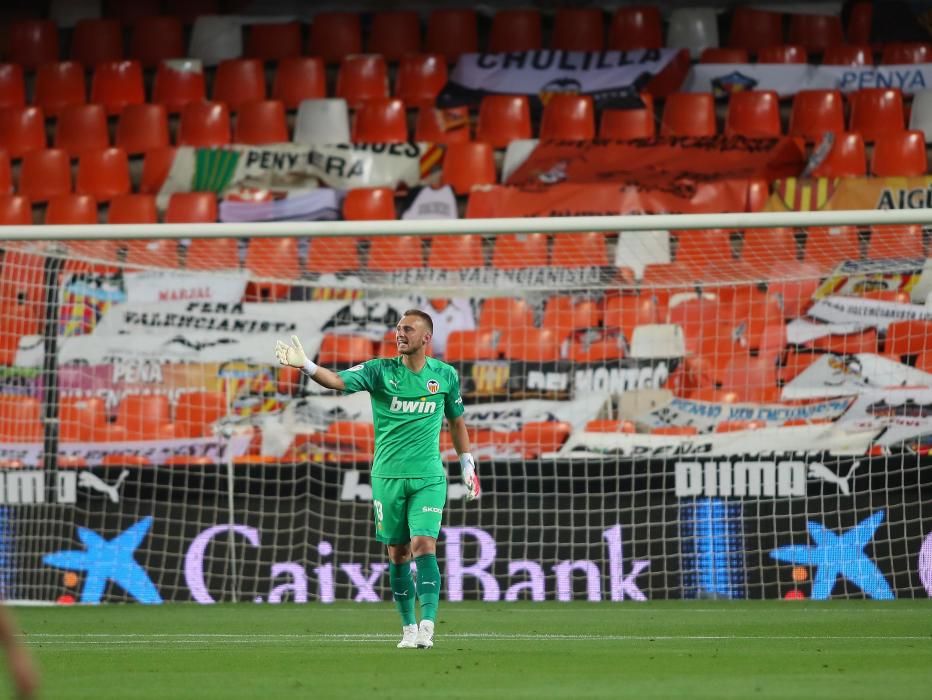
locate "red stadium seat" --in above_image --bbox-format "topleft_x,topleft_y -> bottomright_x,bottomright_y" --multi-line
395,54 -> 447,107
308,12 -> 362,64
847,2 -> 872,45
675,229 -> 735,272
477,95 -> 532,148
165,191 -> 217,223
492,234 -> 549,270
174,391 -> 227,438
318,334 -> 376,366
91,61 -> 145,116
152,60 -> 206,113
244,21 -> 302,62
541,296 -> 602,335
479,297 -> 535,328
0,65 -> 25,109
369,11 -> 422,62
366,236 -> 424,271
108,193 -> 158,223
60,397 -> 108,442
810,132 -> 866,177
551,232 -> 608,267
823,44 -> 873,65
445,330 -> 499,362
489,9 -> 542,52
54,104 -> 109,158
428,235 -> 484,270
789,13 -> 844,53
8,20 -> 59,70
501,327 -> 564,362
585,420 -> 636,433
0,396 -> 41,442
848,88 -> 905,141
272,57 -> 326,110
803,225 -> 861,268
870,130 -> 928,176
178,102 -> 231,147
186,236 -> 239,271
728,7 -> 783,51
599,94 -> 655,139
603,294 -> 659,341
45,194 -> 98,224
520,421 -> 572,457
122,238 -> 177,267
139,147 -> 176,194
415,106 -> 471,144
757,45 -> 807,64
33,62 -> 85,118
336,54 -> 389,108
608,7 -> 662,50
887,320 -> 932,357
441,142 -> 497,195
352,98 -> 408,144
652,426 -> 699,436
741,227 -> 798,272
76,148 -> 131,202
0,106 -> 46,159
668,297 -> 724,353
725,91 -> 782,137
881,42 -> 932,64
718,355 -> 779,402
789,90 -> 845,140
213,59 -> 266,112
539,94 -> 595,141
0,153 -> 10,195
0,195 -> 30,224
807,329 -> 878,355
244,237 -> 300,300
116,103 -> 170,155
71,18 -> 124,67
866,225 -> 925,260
661,92 -> 716,137
699,47 -> 750,63
19,149 -> 71,202
426,9 -> 478,62
715,419 -> 767,433
115,395 -> 174,440
343,187 -> 395,221
234,100 -> 289,145
130,16 -> 185,67
552,8 -> 604,51
307,237 -> 360,274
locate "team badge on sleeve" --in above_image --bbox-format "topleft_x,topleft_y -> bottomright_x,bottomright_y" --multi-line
426,379 -> 440,394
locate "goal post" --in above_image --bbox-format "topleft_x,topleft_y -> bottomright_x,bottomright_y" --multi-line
0,207 -> 930,605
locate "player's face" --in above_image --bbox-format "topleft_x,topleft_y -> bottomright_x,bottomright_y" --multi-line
396,315 -> 431,355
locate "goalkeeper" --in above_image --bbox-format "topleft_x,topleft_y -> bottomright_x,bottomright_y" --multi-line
275,309 -> 480,650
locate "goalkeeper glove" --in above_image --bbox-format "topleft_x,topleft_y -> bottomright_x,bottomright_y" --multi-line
275,335 -> 318,376
459,453 -> 481,501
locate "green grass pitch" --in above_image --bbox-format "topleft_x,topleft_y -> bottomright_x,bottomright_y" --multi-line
10,601 -> 932,699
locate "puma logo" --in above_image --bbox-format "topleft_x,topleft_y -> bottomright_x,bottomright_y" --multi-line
808,461 -> 861,496
78,469 -> 129,504
393,590 -> 409,598
421,581 -> 437,588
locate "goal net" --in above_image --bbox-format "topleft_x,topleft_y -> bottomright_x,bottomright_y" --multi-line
1,210 -> 930,604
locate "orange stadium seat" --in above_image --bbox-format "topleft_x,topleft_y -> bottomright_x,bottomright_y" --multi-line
803,225 -> 861,268
245,21 -> 302,62
520,421 -> 572,457
599,94 -> 655,139
109,193 -> 158,223
139,147 -> 176,194
186,236 -> 240,271
19,149 -> 71,202
8,20 -> 59,70
324,421 -> 375,454
166,191 -> 217,223
272,57 -> 327,110
492,233 -> 549,269
477,95 -> 532,148
602,294 -> 660,341
116,103 -> 170,155
367,235 -> 424,272
178,102 -> 231,147
213,59 -> 266,111
608,7 -> 663,50
152,60 -> 207,113
445,329 -> 499,362
130,16 -> 185,67
71,18 -> 124,66
45,194 -> 97,224
887,320 -> 932,357
60,397 -> 108,442
848,88 -> 905,141
715,419 -> 767,433
479,297 -> 535,329
395,54 -> 447,107
0,106 -> 46,159
881,42 -> 932,64
542,296 -> 602,336
308,12 -> 362,64
823,44 -> 872,65
426,9 -> 478,61
245,237 -> 300,300
352,98 -> 408,143
0,196 -> 31,225
490,9 -> 542,52
0,396 -> 42,442
867,225 -> 925,260
789,90 -> 845,140
115,394 -> 175,440
307,237 -> 360,274
123,238 -> 178,267
585,419 -> 636,433
55,104 -> 109,158
652,425 -> 700,436
789,13 -> 844,52
725,91 -> 782,137
91,61 -> 145,115
369,11 -> 422,61
718,355 -> 780,402
33,62 -> 86,117
174,391 -> 227,438
551,232 -> 609,267
539,94 -> 595,141
76,147 -> 131,202
318,334 -> 375,366
699,47 -> 750,63
661,92 -> 716,137
778,350 -> 821,384
234,100 -> 289,144
428,235 -> 484,270
415,106 -> 471,144
552,8 -> 605,51
741,227 -> 799,272
916,351 -> 932,373
569,336 -> 626,363
0,65 -> 25,109
336,54 -> 389,108
728,7 -> 783,51
0,154 -> 9,195
442,142 -> 497,195
674,229 -> 735,272
343,187 -> 395,220
757,45 -> 807,64
807,329 -> 878,355
810,132 -> 866,177
500,327 -> 563,362
870,131 -> 928,176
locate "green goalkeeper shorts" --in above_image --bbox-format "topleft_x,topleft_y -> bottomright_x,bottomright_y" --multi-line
371,475 -> 447,544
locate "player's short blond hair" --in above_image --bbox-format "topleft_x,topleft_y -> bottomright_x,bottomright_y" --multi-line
402,309 -> 434,334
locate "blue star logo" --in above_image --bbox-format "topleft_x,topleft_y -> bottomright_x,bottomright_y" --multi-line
769,510 -> 894,600
43,517 -> 162,604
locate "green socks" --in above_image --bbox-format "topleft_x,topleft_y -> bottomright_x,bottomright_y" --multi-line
389,561 -> 416,626
415,554 -> 441,622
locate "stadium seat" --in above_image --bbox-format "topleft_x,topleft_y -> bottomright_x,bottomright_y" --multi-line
666,8 -> 719,58
915,351 -> 932,373
887,320 -> 932,357
352,98 -> 408,143
318,334 -> 376,366
479,297 -> 535,329
661,92 -> 716,137
757,45 -> 807,64
501,327 -> 564,361
803,225 -> 861,268
50,103 -> 107,166
585,419 -> 636,433
908,90 -> 932,142
45,194 -> 97,224
178,101 -> 231,147
490,9 -> 542,52
551,232 -> 608,267
130,16 -> 185,67
870,130 -> 928,176
822,44 -> 873,65
602,294 -> 660,341
552,8 -> 604,51
108,193 -> 158,223
0,396 -> 41,442
608,7 -> 663,49
539,95 -> 595,141
322,421 -> 375,454
740,227 -> 798,272
174,391 -> 227,438
651,425 -> 699,436
123,238 -> 178,267
91,60 -> 145,115
541,296 -> 602,336
441,142 -> 497,195
343,187 -> 395,220
71,18 -> 124,66
520,421 -> 572,457
0,106 -> 46,159
847,1 -> 872,45
599,94 -> 655,139
699,47 -> 749,63
76,147 -> 131,202
0,154 -> 10,196
34,62 -> 86,118
308,12 -> 362,64
807,329 -> 878,355
881,42 -> 932,64
0,65 -> 25,109
426,9 -> 478,61
139,147 -> 176,194
416,106 -> 471,144
788,13 -> 844,53
725,91 -> 782,137
294,99 -> 351,145
477,95 -> 532,148
715,419 -> 767,433
234,100 -> 289,144
186,235 -> 240,271
60,396 -> 108,442
165,191 -> 217,223
306,237 -> 360,274
675,229 -> 735,273
8,20 -> 59,70
19,149 -> 71,202
336,54 -> 389,107
116,103 -> 170,155
444,329 -> 498,362
810,132 -> 866,177
428,235 -> 484,270
569,336 -> 626,362
366,235 -> 424,271
152,60 -> 206,113
213,59 -> 266,112
848,88 -> 905,141
244,237 -> 300,300
788,90 -> 845,140
395,54 -> 447,107
778,350 -> 822,384
272,57 -> 326,110
369,11 -> 422,61
115,394 -> 175,440
668,297 -> 724,353
866,225 -> 925,259
718,355 -> 779,402
491,233 -> 549,269
727,7 -> 783,52
244,21 -> 302,62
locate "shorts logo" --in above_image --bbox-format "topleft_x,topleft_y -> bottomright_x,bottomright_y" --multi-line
426,379 -> 440,394
421,506 -> 442,513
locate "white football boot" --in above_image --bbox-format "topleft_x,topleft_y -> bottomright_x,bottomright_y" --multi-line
415,619 -> 434,649
397,624 -> 418,648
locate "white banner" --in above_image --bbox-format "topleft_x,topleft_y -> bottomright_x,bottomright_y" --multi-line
559,423 -> 879,458
683,62 -> 932,97
837,389 -> 932,446
464,395 -> 608,433
787,295 -> 932,345
782,353 -> 932,400
123,270 -> 248,304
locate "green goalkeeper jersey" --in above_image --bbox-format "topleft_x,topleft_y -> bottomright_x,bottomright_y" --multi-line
338,356 -> 465,478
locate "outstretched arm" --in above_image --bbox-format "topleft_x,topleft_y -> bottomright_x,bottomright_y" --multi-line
275,335 -> 346,392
